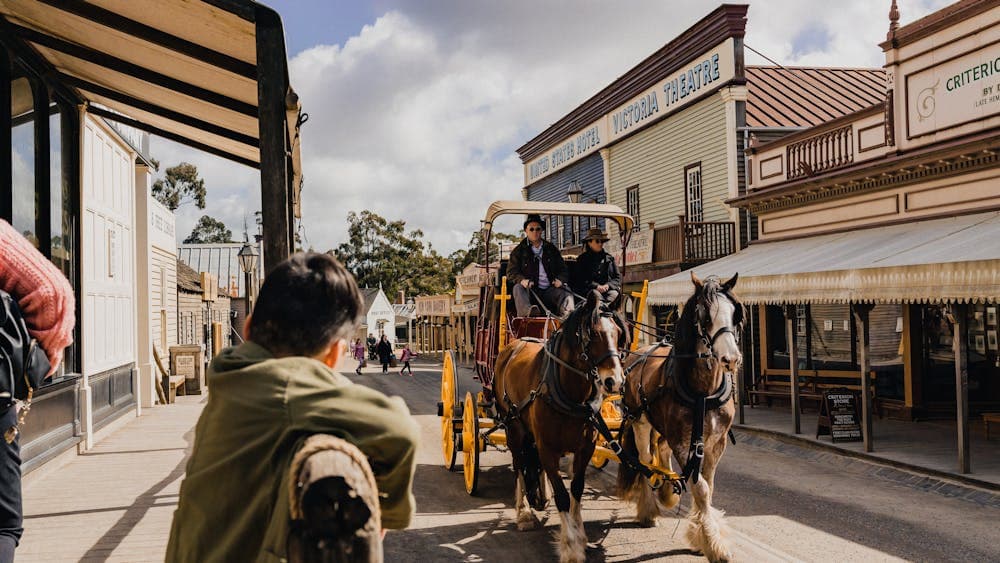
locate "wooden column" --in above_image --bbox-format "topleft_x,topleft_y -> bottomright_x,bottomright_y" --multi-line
950,304 -> 970,473
784,305 -> 801,434
853,303 -> 875,452
430,317 -> 436,357
31,77 -> 51,258
464,311 -> 471,365
256,11 -> 291,272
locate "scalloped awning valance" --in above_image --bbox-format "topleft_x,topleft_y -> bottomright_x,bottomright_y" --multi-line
648,212 -> 1000,306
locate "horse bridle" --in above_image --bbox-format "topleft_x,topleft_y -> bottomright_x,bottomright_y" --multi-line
693,292 -> 741,362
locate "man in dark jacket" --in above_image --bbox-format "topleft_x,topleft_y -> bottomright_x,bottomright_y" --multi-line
571,227 -> 621,308
506,214 -> 575,317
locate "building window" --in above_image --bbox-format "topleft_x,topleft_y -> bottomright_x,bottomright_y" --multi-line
548,214 -> 557,242
626,185 -> 639,231
11,77 -> 37,247
685,163 -> 703,223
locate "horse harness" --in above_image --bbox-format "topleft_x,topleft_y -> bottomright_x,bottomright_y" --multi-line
613,335 -> 738,487
500,329 -> 621,422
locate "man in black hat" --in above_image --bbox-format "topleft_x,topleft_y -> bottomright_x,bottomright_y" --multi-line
571,227 -> 621,308
506,214 -> 574,317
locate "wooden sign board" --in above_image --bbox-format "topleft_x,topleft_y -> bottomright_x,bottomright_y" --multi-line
200,272 -> 218,302
415,295 -> 452,316
816,389 -> 862,443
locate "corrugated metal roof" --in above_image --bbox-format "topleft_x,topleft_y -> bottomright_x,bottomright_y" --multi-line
746,66 -> 886,128
648,211 -> 1000,305
177,242 -> 264,298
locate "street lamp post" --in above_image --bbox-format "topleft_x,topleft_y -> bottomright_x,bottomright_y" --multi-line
567,181 -> 583,244
238,241 -> 259,318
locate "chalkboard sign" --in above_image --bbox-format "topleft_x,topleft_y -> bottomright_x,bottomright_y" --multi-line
816,389 -> 862,443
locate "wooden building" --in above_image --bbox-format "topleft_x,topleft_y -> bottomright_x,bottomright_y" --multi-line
648,0 -> 1000,474
514,4 -> 886,319
0,0 -> 300,471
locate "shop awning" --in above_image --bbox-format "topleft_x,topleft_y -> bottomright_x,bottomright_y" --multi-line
0,0 -> 303,270
648,211 -> 1000,306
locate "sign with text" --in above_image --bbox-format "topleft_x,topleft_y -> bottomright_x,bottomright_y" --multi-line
906,42 -> 1000,138
148,199 -> 176,252
816,389 -> 862,443
415,295 -> 452,316
604,228 -> 654,267
523,38 -> 737,184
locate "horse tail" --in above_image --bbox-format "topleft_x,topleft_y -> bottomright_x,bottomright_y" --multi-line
615,423 -> 641,500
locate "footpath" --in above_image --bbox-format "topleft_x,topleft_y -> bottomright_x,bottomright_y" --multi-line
18,395 -> 204,562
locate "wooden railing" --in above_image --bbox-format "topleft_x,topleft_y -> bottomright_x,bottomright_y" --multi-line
653,216 -> 735,266
786,123 -> 853,180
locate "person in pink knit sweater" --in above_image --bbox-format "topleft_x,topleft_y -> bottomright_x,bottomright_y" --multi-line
0,218 -> 76,561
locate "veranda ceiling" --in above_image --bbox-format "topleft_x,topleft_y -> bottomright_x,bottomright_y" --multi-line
0,0 -> 300,171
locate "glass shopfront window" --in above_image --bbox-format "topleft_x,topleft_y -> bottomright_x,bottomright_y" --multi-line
5,62 -> 80,376
11,76 -> 37,247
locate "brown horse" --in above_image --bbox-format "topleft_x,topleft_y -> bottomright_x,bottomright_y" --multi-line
494,290 -> 628,563
617,273 -> 743,562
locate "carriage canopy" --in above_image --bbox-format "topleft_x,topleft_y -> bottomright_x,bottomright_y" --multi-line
481,200 -> 635,239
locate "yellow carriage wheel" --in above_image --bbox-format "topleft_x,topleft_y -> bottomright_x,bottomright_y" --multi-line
462,392 -> 481,495
440,351 -> 459,470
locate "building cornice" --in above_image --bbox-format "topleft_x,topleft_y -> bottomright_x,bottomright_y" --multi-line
879,0 -> 998,52
515,4 -> 748,163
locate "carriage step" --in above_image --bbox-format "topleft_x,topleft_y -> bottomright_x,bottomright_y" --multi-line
437,402 -> 443,417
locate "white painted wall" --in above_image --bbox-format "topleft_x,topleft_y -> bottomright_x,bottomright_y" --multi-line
366,289 -> 397,348
80,114 -> 138,447
82,116 -> 137,374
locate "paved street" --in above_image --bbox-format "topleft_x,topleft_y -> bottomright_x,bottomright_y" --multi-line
358,359 -> 1000,563
15,358 -> 1000,562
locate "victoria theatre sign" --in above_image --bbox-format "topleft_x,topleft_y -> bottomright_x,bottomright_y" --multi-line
524,38 -> 737,184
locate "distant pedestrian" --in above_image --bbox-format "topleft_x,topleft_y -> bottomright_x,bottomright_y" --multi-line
367,333 -> 377,360
398,345 -> 417,376
352,338 -> 366,375
376,335 -> 392,374
0,219 -> 76,562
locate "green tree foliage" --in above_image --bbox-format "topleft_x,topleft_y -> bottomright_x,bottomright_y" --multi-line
447,229 -> 519,278
152,162 -> 206,211
335,211 -> 453,298
184,215 -> 234,244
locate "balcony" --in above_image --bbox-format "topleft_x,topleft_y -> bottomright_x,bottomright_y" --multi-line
653,216 -> 735,268
749,104 -> 893,191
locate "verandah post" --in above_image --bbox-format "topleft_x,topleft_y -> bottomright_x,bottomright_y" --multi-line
784,305 -> 800,434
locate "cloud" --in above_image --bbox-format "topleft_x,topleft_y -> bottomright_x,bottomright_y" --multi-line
153,0 -> 954,254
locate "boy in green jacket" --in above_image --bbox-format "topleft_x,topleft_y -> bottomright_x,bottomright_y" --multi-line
166,253 -> 419,562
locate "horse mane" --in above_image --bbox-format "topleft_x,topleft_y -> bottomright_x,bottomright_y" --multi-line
559,293 -> 630,352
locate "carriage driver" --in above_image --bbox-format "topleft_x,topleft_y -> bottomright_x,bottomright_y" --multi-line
507,214 -> 575,318
570,227 -> 621,308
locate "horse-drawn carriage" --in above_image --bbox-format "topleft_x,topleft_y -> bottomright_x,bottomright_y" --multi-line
437,200 -> 744,563
438,201 -> 657,490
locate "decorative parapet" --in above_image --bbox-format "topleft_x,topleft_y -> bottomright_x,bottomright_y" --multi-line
748,104 -> 892,191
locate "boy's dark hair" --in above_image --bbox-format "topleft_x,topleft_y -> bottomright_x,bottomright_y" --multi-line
249,252 -> 363,357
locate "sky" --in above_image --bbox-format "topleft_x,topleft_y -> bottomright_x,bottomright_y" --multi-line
151,0 -> 952,254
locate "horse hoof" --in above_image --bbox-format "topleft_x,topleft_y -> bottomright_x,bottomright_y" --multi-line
516,514 -> 540,531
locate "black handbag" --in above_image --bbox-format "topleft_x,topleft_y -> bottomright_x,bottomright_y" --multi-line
0,289 -> 51,442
